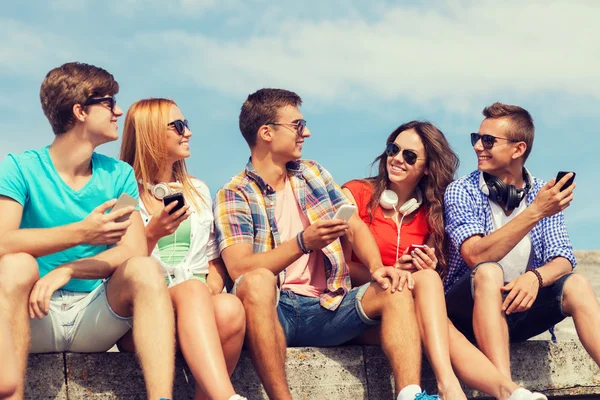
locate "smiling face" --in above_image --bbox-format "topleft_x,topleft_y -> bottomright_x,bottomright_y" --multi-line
267,105 -> 311,162
84,96 -> 124,144
386,128 -> 428,188
474,117 -> 521,175
165,104 -> 191,163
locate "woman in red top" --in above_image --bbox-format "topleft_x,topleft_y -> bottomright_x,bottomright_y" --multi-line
343,121 -> 546,400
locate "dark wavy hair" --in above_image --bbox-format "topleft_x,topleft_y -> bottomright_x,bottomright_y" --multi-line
363,121 -> 459,276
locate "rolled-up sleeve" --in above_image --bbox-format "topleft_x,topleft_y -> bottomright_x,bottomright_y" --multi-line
444,181 -> 485,251
541,211 -> 576,269
213,187 -> 255,252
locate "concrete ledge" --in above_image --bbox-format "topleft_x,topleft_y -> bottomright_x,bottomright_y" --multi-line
24,340 -> 600,399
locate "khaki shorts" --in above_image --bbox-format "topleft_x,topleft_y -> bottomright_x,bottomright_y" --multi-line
30,280 -> 132,353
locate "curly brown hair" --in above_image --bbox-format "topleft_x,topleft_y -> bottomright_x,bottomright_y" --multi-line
363,121 -> 459,276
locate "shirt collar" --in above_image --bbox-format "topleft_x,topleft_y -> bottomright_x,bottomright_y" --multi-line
244,157 -> 305,194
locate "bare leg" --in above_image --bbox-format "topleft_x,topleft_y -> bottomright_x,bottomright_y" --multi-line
235,268 -> 291,400
0,253 -> 39,400
472,263 -> 511,378
169,280 -> 237,400
448,322 -> 519,400
195,293 -> 246,400
562,274 -> 600,367
106,257 -> 175,400
411,270 -> 465,400
360,283 -> 421,395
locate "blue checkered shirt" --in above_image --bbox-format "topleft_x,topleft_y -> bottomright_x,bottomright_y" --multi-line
443,170 -> 576,293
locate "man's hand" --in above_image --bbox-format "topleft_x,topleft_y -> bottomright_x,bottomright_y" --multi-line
530,173 -> 575,220
28,267 -> 72,319
146,201 -> 191,242
78,199 -> 135,246
501,271 -> 540,315
303,219 -> 348,251
371,266 -> 414,293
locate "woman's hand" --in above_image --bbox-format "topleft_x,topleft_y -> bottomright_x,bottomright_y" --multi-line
146,201 -> 191,242
410,244 -> 438,271
393,254 -> 417,272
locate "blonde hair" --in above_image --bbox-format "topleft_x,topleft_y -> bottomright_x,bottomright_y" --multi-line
120,98 -> 205,214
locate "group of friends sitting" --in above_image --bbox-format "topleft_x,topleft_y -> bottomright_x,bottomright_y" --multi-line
0,62 -> 598,400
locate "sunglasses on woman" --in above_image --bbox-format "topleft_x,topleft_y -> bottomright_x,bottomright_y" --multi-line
83,96 -> 116,113
470,133 -> 518,150
265,119 -> 306,136
385,143 -> 425,165
168,119 -> 190,135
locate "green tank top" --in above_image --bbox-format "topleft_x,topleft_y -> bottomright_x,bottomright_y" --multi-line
157,217 -> 192,265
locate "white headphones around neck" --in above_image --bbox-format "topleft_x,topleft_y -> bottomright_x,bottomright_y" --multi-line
139,180 -> 171,200
379,188 -> 423,216
379,188 -> 423,261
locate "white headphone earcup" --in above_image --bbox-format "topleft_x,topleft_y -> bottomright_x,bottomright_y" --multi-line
379,190 -> 398,210
153,183 -> 171,200
399,198 -> 418,215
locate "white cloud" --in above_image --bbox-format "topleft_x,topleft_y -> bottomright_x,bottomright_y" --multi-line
130,0 -> 600,110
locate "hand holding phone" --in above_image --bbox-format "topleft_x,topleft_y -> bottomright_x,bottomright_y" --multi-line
333,205 -> 356,222
163,192 -> 185,215
555,171 -> 576,192
110,193 -> 138,222
406,244 -> 425,254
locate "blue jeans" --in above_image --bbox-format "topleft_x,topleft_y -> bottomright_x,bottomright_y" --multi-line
277,283 -> 379,347
446,262 -> 574,342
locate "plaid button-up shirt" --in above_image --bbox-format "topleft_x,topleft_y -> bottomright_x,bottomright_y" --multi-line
213,158 -> 352,311
443,169 -> 576,293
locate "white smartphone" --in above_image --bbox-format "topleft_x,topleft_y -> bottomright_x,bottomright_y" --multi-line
111,193 -> 138,222
333,204 -> 356,222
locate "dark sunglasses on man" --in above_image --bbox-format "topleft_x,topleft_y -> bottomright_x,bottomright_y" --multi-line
83,96 -> 116,113
265,119 -> 307,136
470,133 -> 519,150
385,143 -> 425,165
168,119 -> 190,136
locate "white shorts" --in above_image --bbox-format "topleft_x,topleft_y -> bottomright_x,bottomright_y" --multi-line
29,280 -> 132,353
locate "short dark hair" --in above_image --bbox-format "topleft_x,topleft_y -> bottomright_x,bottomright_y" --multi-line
239,88 -> 302,147
40,62 -> 119,135
482,102 -> 535,162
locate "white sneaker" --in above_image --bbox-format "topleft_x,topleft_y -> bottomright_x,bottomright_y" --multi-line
508,388 -> 548,400
228,395 -> 247,400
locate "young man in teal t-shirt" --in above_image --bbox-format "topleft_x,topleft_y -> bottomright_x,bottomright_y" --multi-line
0,62 -> 175,399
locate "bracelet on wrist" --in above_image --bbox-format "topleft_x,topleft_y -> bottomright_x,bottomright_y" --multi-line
527,268 -> 543,289
296,231 -> 312,254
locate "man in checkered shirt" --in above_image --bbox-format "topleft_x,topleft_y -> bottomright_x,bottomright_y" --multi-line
444,102 -> 600,380
213,89 -> 443,400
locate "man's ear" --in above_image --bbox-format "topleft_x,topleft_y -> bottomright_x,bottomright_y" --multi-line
512,142 -> 527,160
72,103 -> 86,123
258,125 -> 273,144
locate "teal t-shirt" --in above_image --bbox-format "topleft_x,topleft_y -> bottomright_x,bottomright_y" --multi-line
0,146 -> 139,292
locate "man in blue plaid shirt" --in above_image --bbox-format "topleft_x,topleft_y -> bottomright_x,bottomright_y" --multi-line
443,102 -> 600,380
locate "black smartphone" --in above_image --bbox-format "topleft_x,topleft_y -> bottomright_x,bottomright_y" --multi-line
163,192 -> 185,215
556,171 -> 576,192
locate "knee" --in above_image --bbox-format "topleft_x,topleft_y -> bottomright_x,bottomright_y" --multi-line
472,262 -> 504,291
563,274 -> 594,309
412,269 -> 443,290
214,294 -> 246,339
121,256 -> 165,290
172,279 -> 211,306
236,268 -> 277,307
0,253 -> 39,295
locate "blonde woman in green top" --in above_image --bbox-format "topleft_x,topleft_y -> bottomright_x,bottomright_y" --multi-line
120,98 -> 246,400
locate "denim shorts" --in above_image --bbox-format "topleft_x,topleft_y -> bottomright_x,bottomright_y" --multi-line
445,262 -> 574,342
277,283 -> 379,347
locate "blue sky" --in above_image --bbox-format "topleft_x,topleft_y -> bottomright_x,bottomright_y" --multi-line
1,0 -> 599,249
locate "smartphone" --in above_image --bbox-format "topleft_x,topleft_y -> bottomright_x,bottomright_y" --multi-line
556,171 -> 576,192
111,193 -> 138,222
333,205 -> 356,222
407,244 -> 426,254
163,192 -> 185,215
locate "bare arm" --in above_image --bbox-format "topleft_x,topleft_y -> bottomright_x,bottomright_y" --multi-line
221,240 -> 304,281
346,212 -> 384,274
57,211 -> 147,280
206,257 -> 228,294
461,176 -> 575,268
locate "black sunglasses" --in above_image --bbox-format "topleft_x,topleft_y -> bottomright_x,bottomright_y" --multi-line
385,143 -> 425,165
265,119 -> 306,136
83,96 -> 116,112
168,119 -> 190,135
470,133 -> 518,150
